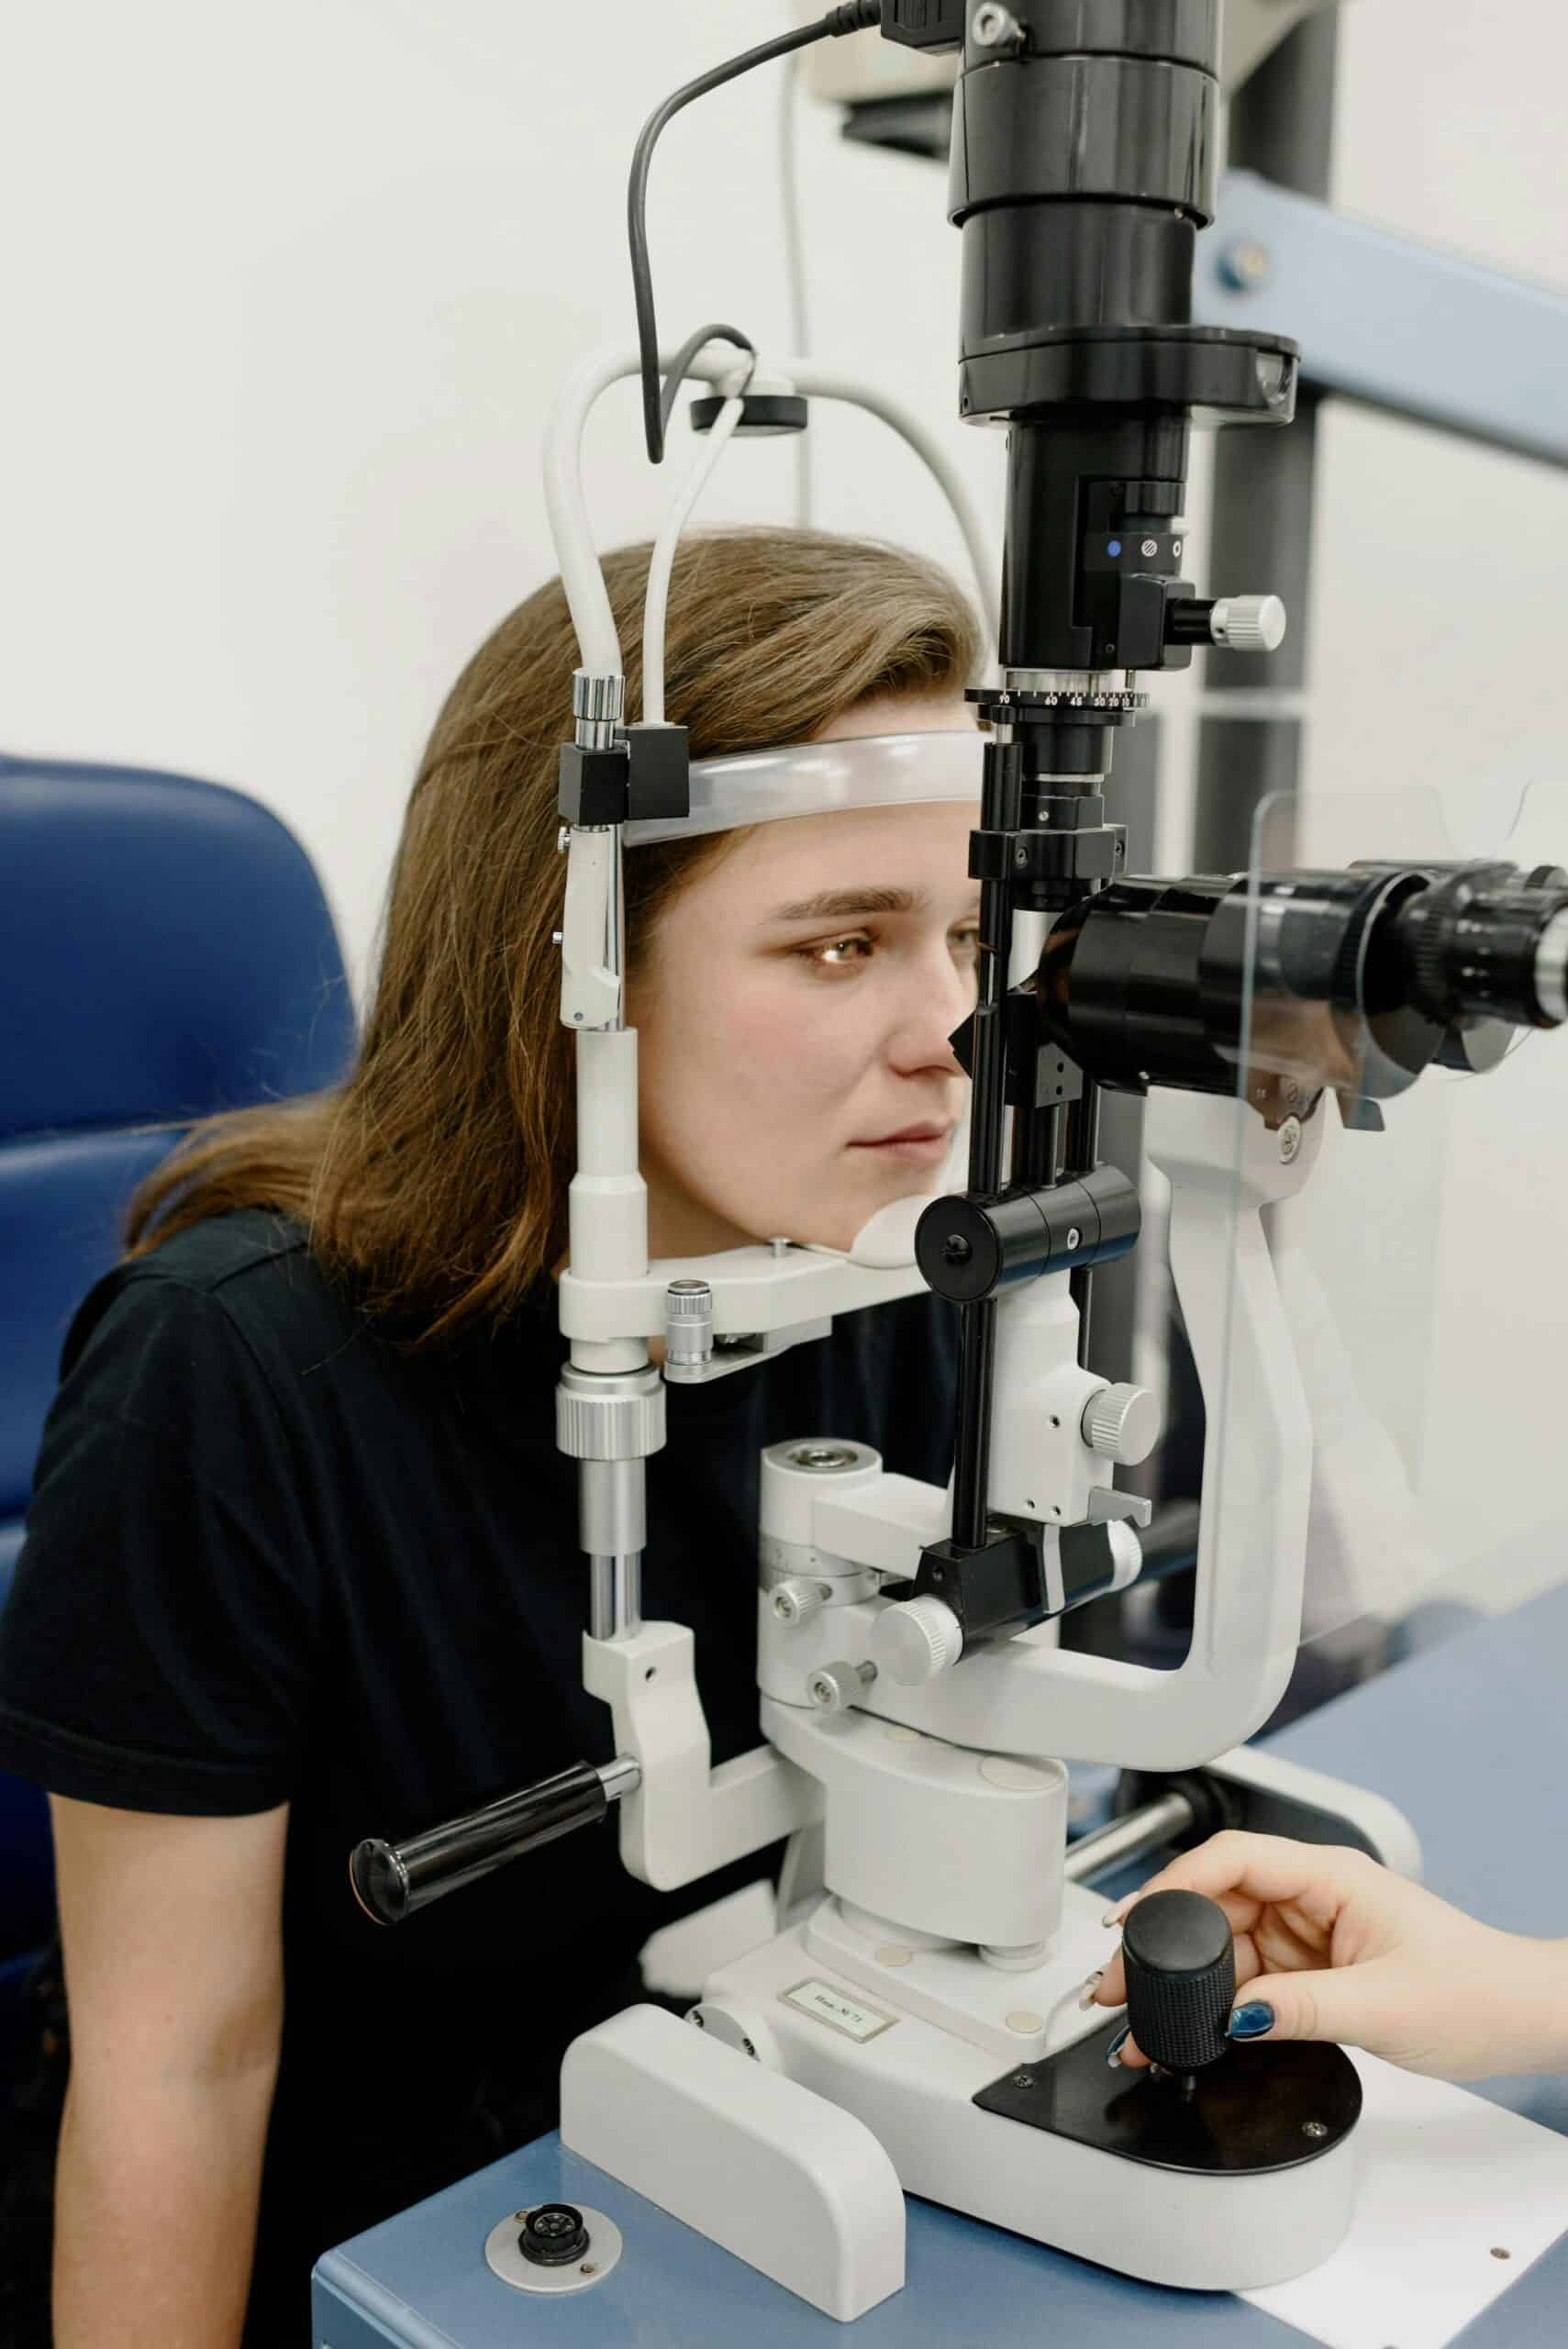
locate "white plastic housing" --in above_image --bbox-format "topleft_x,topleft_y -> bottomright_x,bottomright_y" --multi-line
560,2003 -> 906,2322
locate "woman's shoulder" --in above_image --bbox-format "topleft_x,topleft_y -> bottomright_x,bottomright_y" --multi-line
61,1206 -> 367,1401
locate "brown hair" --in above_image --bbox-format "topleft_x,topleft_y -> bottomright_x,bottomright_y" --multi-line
124,527 -> 982,1345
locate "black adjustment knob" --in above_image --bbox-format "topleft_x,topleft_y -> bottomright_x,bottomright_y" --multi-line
518,2204 -> 590,2267
1123,1890 -> 1235,2072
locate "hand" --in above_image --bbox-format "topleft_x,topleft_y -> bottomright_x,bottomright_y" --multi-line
1085,1831 -> 1568,2082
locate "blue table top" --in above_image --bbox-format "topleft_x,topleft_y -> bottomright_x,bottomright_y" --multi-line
317,1579 -> 1568,2348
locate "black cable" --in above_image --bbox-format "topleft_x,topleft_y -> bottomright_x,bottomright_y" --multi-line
628,4 -> 881,465
657,322 -> 754,445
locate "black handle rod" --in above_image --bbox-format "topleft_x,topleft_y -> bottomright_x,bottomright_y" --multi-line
350,1758 -> 637,1926
951,733 -> 1023,1550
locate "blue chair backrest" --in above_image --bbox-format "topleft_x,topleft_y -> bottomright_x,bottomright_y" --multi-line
1,754 -> 356,1959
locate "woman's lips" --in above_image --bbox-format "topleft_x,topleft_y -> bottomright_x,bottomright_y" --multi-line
851,1130 -> 953,1164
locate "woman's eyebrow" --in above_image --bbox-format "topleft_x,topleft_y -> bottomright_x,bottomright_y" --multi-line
765,884 -> 978,924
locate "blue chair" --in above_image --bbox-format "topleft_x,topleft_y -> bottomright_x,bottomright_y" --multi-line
0,753 -> 356,2076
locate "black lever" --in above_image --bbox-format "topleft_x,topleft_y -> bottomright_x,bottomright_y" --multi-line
350,1757 -> 636,1925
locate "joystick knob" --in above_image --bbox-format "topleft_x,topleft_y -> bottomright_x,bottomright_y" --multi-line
1122,1890 -> 1236,2072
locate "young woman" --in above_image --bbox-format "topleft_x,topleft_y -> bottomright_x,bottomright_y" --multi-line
2,525 -> 1562,2347
0,526 -> 989,2345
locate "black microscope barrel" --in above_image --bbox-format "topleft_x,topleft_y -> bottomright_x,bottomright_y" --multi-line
1388,869 -> 1568,1031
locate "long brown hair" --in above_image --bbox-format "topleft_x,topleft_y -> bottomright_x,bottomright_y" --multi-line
124,527 -> 982,1345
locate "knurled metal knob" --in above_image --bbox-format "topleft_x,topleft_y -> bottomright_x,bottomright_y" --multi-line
772,1577 -> 828,1627
572,670 -> 625,725
1123,1890 -> 1236,2072
869,1597 -> 963,1687
555,1365 -> 665,1461
807,1661 -> 876,1714
1082,1382 -> 1161,1466
1208,595 -> 1287,653
664,1279 -> 715,1370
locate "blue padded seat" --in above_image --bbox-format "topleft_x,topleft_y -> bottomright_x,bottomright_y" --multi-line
0,752 -> 356,1992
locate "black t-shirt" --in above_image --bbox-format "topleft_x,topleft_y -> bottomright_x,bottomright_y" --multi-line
0,1208 -> 958,2343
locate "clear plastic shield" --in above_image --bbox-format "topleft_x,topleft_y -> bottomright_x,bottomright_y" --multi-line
1207,778 -> 1568,1653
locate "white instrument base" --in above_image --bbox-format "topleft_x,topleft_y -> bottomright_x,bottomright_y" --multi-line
701,1914 -> 1358,2294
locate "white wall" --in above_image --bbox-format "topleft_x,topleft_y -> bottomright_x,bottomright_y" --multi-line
4,0 -> 1004,1002
8,2 -> 1567,1607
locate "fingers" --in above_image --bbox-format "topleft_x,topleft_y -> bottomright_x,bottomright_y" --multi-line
1225,1966 -> 1341,2048
1128,1831 -> 1367,1931
1088,1887 -> 1265,2012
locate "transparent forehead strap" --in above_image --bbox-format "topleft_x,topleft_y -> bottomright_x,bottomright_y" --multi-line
620,730 -> 983,847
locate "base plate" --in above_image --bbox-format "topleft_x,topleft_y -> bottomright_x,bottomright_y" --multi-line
975,2016 -> 1362,2175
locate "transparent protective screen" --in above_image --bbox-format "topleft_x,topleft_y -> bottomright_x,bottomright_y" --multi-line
1211,778 -> 1568,1650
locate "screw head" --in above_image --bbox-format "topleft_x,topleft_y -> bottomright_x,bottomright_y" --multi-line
1218,236 -> 1273,292
1065,1226 -> 1083,1251
1303,2119 -> 1329,2140
942,1234 -> 973,1264
973,3 -> 1021,45
1279,1115 -> 1303,1163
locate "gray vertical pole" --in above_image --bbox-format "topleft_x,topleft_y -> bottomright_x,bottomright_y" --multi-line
1194,6 -> 1340,874
1180,9 -> 1385,1724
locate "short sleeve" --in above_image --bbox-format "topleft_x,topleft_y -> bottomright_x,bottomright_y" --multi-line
0,1271 -> 320,1815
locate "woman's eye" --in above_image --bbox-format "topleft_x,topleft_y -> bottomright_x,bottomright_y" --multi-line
794,936 -> 873,972
792,929 -> 984,974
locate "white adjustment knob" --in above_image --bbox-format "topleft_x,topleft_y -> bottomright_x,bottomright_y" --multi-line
807,1661 -> 876,1714
771,1577 -> 827,1627
869,1597 -> 963,1687
1082,1382 -> 1162,1466
1209,595 -> 1287,653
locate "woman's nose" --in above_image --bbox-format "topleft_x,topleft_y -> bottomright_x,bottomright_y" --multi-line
889,943 -> 979,1073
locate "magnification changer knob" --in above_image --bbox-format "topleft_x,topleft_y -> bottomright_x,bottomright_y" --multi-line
1122,1890 -> 1236,2072
1082,1382 -> 1161,1466
869,1596 -> 962,1687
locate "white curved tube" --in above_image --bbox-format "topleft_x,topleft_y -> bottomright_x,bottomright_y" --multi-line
780,358 -> 1000,657
542,342 -> 1001,688
642,379 -> 751,725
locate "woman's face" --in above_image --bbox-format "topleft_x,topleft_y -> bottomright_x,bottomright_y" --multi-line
627,696 -> 982,1258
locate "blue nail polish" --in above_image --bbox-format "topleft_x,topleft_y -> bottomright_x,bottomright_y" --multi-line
1228,2001 -> 1275,2040
1106,2025 -> 1131,2066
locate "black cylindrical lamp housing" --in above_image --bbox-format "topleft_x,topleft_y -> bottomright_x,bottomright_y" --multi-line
945,4 -> 1295,674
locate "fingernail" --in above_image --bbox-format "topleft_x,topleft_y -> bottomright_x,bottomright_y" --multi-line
1077,1970 -> 1104,2010
1227,2001 -> 1275,2041
1100,1896 -> 1132,1929
1106,2025 -> 1131,2067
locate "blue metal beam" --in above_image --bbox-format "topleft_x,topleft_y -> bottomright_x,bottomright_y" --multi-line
1197,169 -> 1568,469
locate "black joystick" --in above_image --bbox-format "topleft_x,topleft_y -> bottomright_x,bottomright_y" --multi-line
517,2203 -> 590,2267
1122,1890 -> 1236,2074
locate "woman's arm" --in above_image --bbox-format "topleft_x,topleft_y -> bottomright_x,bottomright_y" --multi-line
50,1794 -> 290,2349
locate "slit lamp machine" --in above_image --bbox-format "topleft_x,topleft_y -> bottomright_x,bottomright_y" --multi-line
350,2 -> 1568,2319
